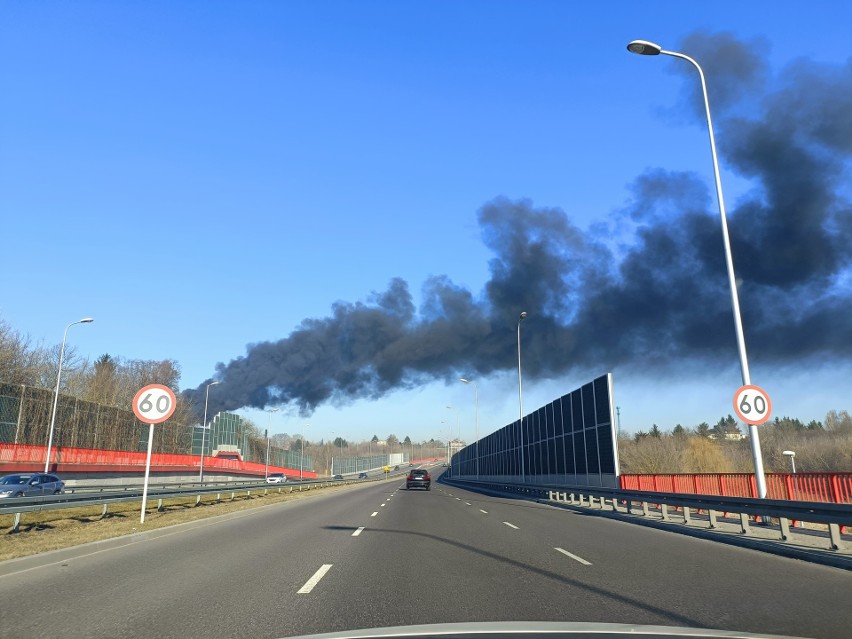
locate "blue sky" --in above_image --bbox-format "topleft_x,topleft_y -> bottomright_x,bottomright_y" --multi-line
2,1 -> 851,444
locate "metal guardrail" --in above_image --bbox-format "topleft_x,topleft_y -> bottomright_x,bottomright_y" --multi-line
60,478 -> 270,494
0,477 -> 360,532
0,466 -> 420,532
444,477 -> 852,551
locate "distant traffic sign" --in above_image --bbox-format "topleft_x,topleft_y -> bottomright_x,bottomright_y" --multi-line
133,384 -> 177,424
733,385 -> 772,425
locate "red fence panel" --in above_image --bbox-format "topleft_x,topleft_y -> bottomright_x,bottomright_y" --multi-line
619,472 -> 852,504
0,443 -> 318,479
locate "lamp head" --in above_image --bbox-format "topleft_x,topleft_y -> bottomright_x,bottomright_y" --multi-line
627,40 -> 662,56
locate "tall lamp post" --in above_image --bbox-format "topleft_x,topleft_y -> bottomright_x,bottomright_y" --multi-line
265,408 -> 279,479
460,378 -> 479,479
440,421 -> 450,467
446,405 -> 460,475
446,405 -> 460,441
626,40 -> 767,499
782,449 -> 798,512
517,311 -> 528,482
199,380 -> 220,482
45,318 -> 94,473
300,424 -> 309,480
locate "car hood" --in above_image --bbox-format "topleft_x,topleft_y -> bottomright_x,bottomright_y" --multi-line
277,622 -> 810,639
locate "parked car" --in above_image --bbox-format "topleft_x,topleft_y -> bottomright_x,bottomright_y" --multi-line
0,473 -> 65,498
266,473 -> 287,484
406,469 -> 431,491
358,472 -> 369,479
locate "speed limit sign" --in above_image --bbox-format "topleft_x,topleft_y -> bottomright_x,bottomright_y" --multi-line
733,385 -> 772,425
133,384 -> 177,424
133,383 -> 178,524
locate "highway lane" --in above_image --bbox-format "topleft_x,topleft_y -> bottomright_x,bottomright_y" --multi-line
0,468 -> 849,639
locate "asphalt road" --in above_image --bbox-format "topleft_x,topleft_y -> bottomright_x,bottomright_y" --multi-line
1,467 -> 850,639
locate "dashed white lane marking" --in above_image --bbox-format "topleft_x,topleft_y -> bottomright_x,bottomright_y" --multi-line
455,498 -> 461,501
298,564 -> 333,593
371,512 -> 378,517
465,502 -> 472,506
555,547 -> 592,565
380,503 -> 386,507
480,509 -> 488,514
352,527 -> 365,537
502,521 -> 519,529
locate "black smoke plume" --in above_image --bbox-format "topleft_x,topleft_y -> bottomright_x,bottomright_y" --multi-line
186,32 -> 852,418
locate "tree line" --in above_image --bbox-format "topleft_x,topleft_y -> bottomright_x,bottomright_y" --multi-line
620,411 -> 852,474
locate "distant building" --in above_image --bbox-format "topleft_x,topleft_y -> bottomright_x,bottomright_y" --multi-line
707,432 -> 747,441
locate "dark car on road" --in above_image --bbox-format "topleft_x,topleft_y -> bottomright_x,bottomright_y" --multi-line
0,473 -> 65,498
333,474 -> 344,480
358,472 -> 368,479
406,469 -> 431,491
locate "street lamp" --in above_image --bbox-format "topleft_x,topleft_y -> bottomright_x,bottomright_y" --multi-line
460,378 -> 479,479
627,40 -> 768,499
782,450 -> 797,474
517,311 -> 528,481
199,380 -> 220,482
446,405 -> 461,475
265,408 -> 279,479
440,420 -> 450,466
446,405 -> 460,440
300,424 -> 309,480
45,318 -> 94,473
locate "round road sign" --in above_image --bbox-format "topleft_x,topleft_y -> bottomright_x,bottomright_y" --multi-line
133,384 -> 178,424
733,385 -> 772,426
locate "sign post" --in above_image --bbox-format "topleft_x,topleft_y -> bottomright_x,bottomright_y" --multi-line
133,384 -> 177,524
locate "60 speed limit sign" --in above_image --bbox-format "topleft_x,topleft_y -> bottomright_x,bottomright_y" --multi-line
133,383 -> 177,524
733,385 -> 772,426
133,384 -> 177,424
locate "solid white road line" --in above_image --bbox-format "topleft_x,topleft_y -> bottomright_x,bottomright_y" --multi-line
555,547 -> 592,565
502,522 -> 519,529
371,511 -> 378,517
480,509 -> 488,514
298,564 -> 333,593
352,527 -> 365,537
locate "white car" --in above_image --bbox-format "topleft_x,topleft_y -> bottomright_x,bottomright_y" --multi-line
266,473 -> 287,484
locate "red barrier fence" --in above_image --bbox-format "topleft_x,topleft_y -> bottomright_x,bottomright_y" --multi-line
619,472 -> 852,504
0,443 -> 318,479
